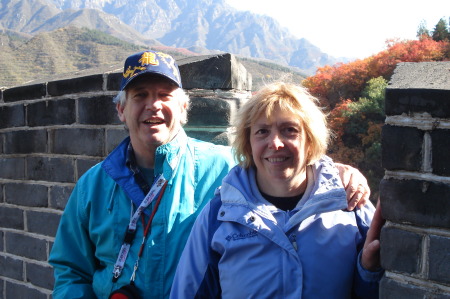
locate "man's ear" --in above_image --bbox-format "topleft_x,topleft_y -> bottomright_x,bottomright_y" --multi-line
116,102 -> 126,122
181,99 -> 188,111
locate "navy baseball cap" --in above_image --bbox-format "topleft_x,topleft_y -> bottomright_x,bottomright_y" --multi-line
120,50 -> 182,91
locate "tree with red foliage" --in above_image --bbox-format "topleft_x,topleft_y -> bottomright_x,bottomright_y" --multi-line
303,38 -> 449,108
304,37 -> 450,200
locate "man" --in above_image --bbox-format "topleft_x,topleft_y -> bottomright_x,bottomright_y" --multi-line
49,50 -> 370,298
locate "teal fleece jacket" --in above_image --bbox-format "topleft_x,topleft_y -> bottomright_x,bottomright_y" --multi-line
49,130 -> 235,298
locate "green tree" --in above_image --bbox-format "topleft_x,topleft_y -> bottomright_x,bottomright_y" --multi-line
432,18 -> 450,41
328,77 -> 387,200
417,20 -> 430,39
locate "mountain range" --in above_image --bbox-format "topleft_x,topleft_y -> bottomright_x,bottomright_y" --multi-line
0,0 -> 343,88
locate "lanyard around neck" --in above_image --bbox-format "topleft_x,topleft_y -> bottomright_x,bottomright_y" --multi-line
112,174 -> 167,282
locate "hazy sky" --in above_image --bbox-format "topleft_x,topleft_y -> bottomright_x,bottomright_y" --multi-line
225,0 -> 450,59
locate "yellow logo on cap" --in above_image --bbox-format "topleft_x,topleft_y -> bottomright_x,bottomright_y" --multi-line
123,52 -> 160,79
139,52 -> 159,66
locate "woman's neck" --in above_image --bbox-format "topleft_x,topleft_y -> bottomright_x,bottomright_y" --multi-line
256,171 -> 307,198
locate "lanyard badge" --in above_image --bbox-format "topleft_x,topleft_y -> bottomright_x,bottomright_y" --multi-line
112,174 -> 167,282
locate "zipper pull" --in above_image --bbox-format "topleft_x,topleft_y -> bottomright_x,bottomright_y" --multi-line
290,234 -> 298,251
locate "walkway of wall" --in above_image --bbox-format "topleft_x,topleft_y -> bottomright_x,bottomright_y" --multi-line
0,53 -> 251,298
380,62 -> 450,298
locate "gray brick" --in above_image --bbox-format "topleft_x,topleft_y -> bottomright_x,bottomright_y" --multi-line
380,179 -> 450,228
27,98 -> 76,127
380,226 -> 422,274
379,277 -> 427,299
5,232 -> 47,261
0,104 -> 25,129
27,156 -> 74,183
50,128 -> 104,156
0,255 -> 23,280
106,72 -> 122,91
0,206 -> 24,229
381,125 -> 423,171
49,240 -> 54,256
27,210 -> 61,237
0,133 -> 3,153
0,183 -> 3,202
5,281 -> 47,299
187,97 -> 231,126
78,95 -> 121,125
47,74 -> 104,96
26,262 -> 54,290
4,129 -> 47,154
429,236 -> 450,284
0,231 -> 3,251
49,185 -> 73,210
106,129 -> 128,154
2,83 -> 46,102
385,88 -> 450,118
5,183 -> 48,207
77,158 -> 102,179
0,157 -> 25,180
431,129 -> 450,176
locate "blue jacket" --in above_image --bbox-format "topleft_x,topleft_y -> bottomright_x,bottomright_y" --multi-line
170,157 -> 383,299
49,130 -> 235,299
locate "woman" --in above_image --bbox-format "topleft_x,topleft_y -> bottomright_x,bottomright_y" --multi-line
170,82 -> 384,298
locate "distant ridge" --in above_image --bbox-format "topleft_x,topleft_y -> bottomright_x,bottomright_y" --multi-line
0,0 -> 344,74
0,27 -> 306,89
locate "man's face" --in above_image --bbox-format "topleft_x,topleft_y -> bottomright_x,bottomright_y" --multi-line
117,76 -> 186,158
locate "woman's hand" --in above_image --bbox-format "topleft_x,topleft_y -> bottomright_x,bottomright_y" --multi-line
361,201 -> 385,271
335,163 -> 371,210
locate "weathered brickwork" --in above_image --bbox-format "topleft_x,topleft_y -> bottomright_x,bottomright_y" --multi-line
380,62 -> 450,298
0,53 -> 251,298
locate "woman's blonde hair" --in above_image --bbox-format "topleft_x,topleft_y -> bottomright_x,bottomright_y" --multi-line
232,82 -> 330,169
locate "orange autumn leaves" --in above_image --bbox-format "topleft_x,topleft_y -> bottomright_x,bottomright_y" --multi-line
304,38 -> 449,108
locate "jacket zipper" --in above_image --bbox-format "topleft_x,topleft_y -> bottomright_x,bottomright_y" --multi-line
289,234 -> 298,251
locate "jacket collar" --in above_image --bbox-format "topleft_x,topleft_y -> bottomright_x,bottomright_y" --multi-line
220,157 -> 348,227
101,129 -> 188,208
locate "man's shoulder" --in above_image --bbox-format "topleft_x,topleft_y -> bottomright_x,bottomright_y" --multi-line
77,161 -> 110,183
187,137 -> 233,159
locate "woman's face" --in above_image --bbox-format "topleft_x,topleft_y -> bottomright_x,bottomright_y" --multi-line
250,106 -> 309,196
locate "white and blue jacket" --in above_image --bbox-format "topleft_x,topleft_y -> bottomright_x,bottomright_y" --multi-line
170,156 -> 383,299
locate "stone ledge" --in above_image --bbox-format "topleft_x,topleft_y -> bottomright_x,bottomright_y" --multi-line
178,53 -> 252,90
389,62 -> 450,90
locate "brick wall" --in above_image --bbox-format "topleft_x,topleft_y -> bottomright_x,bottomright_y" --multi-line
0,53 -> 251,298
380,62 -> 450,298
